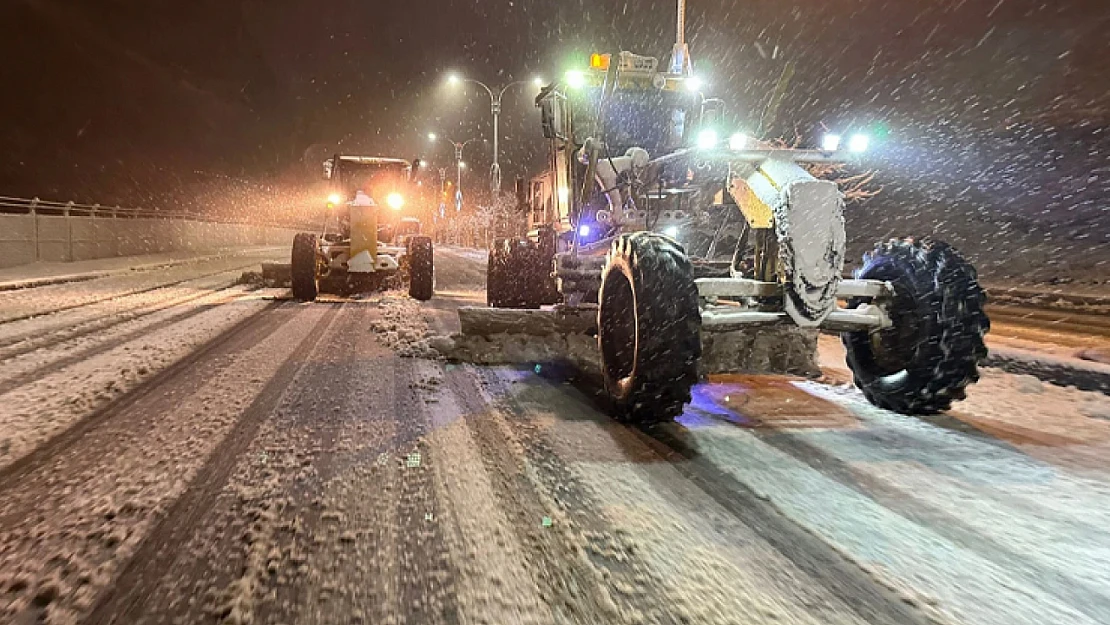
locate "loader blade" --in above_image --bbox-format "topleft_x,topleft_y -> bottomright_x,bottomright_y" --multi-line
438,306 -> 820,378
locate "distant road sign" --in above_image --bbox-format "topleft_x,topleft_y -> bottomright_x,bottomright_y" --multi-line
455,190 -> 463,212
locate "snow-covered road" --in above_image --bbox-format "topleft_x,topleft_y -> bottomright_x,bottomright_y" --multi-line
0,247 -> 1108,625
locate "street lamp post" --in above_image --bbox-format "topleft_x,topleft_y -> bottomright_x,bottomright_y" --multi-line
447,75 -> 543,196
437,166 -> 447,219
428,133 -> 481,211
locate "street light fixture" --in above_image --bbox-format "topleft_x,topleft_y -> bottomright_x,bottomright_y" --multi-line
427,132 -> 483,211
445,73 -> 543,196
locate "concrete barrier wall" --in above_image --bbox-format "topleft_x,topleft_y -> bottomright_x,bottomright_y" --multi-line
0,213 -> 298,269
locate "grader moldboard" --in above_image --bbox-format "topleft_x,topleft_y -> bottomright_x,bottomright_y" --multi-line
266,156 -> 434,302
450,5 -> 990,424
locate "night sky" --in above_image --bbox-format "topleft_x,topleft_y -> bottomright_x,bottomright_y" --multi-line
0,0 -> 1107,211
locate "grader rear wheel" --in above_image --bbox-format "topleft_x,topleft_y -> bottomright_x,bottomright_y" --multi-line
487,238 -> 556,309
407,236 -> 434,301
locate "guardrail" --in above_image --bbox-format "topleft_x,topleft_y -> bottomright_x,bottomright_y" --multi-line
0,195 -> 312,269
0,196 -> 186,219
0,195 -> 314,230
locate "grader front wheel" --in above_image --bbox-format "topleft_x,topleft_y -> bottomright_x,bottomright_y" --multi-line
842,238 -> 990,414
598,232 -> 701,424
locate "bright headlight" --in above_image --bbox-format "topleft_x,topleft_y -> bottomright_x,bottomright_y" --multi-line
729,133 -> 750,150
327,193 -> 342,206
565,71 -> 586,89
848,134 -> 870,153
386,193 -> 405,210
822,134 -> 842,152
696,129 -> 719,150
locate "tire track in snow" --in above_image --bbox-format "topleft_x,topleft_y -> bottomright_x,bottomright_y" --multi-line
748,424 -> 1110,622
0,270 -> 253,360
83,302 -> 342,624
0,285 -> 249,397
250,306 -> 459,625
413,359 -> 557,624
627,421 -> 935,625
476,365 -> 688,625
476,365 -> 931,625
391,356 -> 460,624
0,256 -> 267,326
118,303 -> 363,625
443,364 -> 630,624
0,302 -> 327,625
128,303 -> 459,625
655,410 -> 1106,625
0,301 -> 281,488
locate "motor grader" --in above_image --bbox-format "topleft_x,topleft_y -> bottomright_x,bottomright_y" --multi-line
463,2 -> 989,423
272,156 -> 434,302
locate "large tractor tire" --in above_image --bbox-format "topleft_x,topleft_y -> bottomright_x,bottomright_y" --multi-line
509,239 -> 550,309
534,227 -> 561,305
291,232 -> 319,302
598,232 -> 702,424
843,238 -> 990,414
488,238 -> 556,309
407,236 -> 434,301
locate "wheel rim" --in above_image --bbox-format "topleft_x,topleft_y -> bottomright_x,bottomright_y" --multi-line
600,268 -> 637,392
857,272 -> 925,382
869,310 -> 920,375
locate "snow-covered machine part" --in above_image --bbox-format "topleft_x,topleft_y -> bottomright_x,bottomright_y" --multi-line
777,179 -> 845,327
579,143 -> 650,225
555,253 -> 605,307
728,156 -> 846,327
348,192 -> 379,270
346,251 -> 399,274
670,0 -> 692,76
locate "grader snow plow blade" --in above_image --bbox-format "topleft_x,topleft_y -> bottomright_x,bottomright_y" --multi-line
439,306 -> 821,379
261,262 -> 292,287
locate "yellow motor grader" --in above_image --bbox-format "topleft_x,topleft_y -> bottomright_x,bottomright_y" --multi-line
456,1 -> 989,423
269,156 -> 434,301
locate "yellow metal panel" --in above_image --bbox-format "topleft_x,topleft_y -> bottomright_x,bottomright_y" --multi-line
350,204 -> 378,258
728,177 -> 774,229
